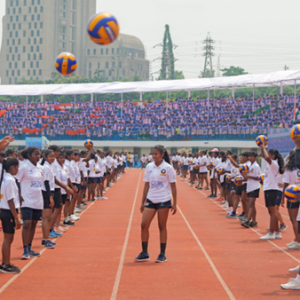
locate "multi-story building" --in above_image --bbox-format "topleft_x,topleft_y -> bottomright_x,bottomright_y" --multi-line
0,0 -> 149,84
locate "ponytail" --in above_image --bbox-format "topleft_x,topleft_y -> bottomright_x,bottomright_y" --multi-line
285,149 -> 295,171
0,158 -> 19,192
153,145 -> 171,164
269,149 -> 284,174
40,149 -> 54,166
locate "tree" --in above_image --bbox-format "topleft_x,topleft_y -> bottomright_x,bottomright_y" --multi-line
221,66 -> 248,77
175,70 -> 185,79
133,75 -> 141,81
198,69 -> 215,78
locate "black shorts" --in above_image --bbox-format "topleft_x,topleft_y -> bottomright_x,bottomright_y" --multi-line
88,177 -> 95,185
0,209 -> 17,234
247,188 -> 260,198
94,177 -> 102,184
275,190 -> 283,206
242,183 -> 247,192
42,190 -> 54,209
145,199 -> 172,210
221,181 -> 226,188
104,173 -> 107,177
72,183 -> 80,192
224,182 -> 231,190
264,190 -> 277,207
236,185 -> 243,196
199,171 -> 207,175
230,182 -> 236,192
80,177 -> 88,190
123,163 -> 126,168
53,188 -> 63,208
287,201 -> 300,209
61,194 -> 68,205
21,207 -> 42,221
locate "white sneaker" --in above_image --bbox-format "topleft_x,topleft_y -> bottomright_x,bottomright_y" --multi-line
275,232 -> 282,239
181,178 -> 184,181
103,191 -> 106,194
222,202 -> 229,208
70,214 -> 80,221
260,233 -> 275,240
287,242 -> 300,250
281,278 -> 300,290
99,197 -> 108,200
289,266 -> 300,273
79,204 -> 87,210
287,241 -> 297,247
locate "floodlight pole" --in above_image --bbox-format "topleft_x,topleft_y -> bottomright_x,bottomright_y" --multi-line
90,93 -> 93,104
140,92 -> 142,102
121,93 -> 123,117
41,95 -> 43,103
26,95 -> 28,117
252,84 -> 255,112
166,91 -> 168,112
232,87 -> 235,99
188,90 -> 191,99
280,81 -> 283,96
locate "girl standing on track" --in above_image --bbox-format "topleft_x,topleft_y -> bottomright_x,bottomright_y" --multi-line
0,158 -> 22,273
135,145 -> 177,263
259,146 -> 284,240
198,150 -> 209,190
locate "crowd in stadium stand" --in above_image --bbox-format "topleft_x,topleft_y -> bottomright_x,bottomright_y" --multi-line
0,94 -> 298,141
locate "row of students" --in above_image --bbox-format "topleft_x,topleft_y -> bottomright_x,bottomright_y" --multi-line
0,144 -> 126,274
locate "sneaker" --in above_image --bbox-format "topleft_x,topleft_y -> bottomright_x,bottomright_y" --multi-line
237,212 -> 245,218
287,242 -> 300,250
63,220 -> 75,226
207,194 -> 214,198
279,224 -> 288,232
241,221 -> 251,228
198,187 -> 203,190
134,252 -> 150,262
205,187 -> 210,190
96,193 -> 100,197
212,195 -> 218,198
42,240 -> 56,249
249,221 -> 258,228
239,217 -> 248,223
82,194 -> 86,199
260,233 -> 275,240
222,202 -> 229,208
226,212 -> 237,218
82,201 -> 88,206
79,204 -> 87,210
275,232 -> 282,239
99,197 -> 108,200
74,208 -> 82,214
0,264 -> 21,274
52,229 -> 63,237
107,184 -> 112,187
155,253 -> 167,263
281,278 -> 300,290
29,249 -> 41,257
287,241 -> 297,247
21,251 -> 30,260
49,231 -> 57,238
55,226 -> 68,232
289,266 -> 300,273
69,214 -> 80,221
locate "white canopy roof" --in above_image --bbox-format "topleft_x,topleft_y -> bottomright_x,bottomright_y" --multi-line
0,70 -> 299,96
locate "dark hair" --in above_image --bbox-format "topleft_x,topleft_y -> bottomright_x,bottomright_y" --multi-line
0,152 -> 6,158
74,151 -> 80,157
90,153 -> 96,159
241,152 -> 249,158
232,154 -> 238,160
80,150 -> 87,155
40,149 -> 54,165
48,145 -> 62,152
219,151 -> 226,162
153,145 -> 170,164
0,158 -> 19,191
285,149 -> 295,171
22,147 -> 40,159
268,149 -> 284,174
208,151 -> 212,155
5,149 -> 15,157
65,150 -> 74,159
58,151 -> 65,158
249,151 -> 258,157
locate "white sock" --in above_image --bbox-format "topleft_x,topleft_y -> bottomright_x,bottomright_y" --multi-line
64,216 -> 69,222
296,274 -> 300,282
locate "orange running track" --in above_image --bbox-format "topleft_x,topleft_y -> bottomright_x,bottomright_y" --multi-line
0,169 -> 300,300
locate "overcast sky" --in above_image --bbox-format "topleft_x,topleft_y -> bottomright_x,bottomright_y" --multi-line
0,0 -> 300,79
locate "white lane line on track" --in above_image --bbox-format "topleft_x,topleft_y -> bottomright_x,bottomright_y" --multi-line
184,180 -> 300,264
110,174 -> 141,300
178,205 -> 236,300
0,183 -> 111,295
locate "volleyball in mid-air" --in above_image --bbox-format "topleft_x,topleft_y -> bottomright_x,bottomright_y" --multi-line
256,135 -> 268,147
234,175 -> 244,186
290,125 -> 300,141
84,139 -> 93,148
285,185 -> 300,202
215,167 -> 224,175
87,12 -> 119,45
225,175 -> 231,184
55,52 -> 77,76
239,164 -> 249,174
258,174 -> 264,185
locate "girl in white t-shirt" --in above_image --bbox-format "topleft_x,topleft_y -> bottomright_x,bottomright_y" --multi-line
260,145 -> 284,240
135,145 -> 177,263
0,158 -> 21,274
198,150 -> 209,190
181,153 -> 189,181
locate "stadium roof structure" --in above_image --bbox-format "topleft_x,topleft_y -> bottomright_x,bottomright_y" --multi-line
1,70 -> 300,96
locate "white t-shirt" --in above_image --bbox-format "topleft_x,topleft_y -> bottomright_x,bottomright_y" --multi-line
182,157 -> 189,166
64,160 -> 75,183
71,161 -> 81,184
199,156 -> 208,173
276,174 -> 283,192
41,161 -> 55,192
246,161 -> 261,193
106,156 -> 114,169
0,172 -> 20,210
143,160 -> 176,203
15,160 -> 43,209
89,159 -> 97,178
283,168 -> 300,187
130,155 -> 134,163
100,157 -> 106,173
263,160 -> 279,191
230,165 -> 239,182
141,156 -> 147,163
216,161 -> 227,182
148,155 -> 153,162
56,163 -> 69,195
79,158 -> 88,178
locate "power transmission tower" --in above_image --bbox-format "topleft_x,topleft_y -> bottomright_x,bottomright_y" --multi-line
201,32 -> 214,78
155,25 -> 176,80
284,65 -> 289,70
216,55 -> 221,77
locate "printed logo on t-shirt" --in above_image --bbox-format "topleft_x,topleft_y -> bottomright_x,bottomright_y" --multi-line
151,181 -> 164,188
30,181 -> 42,188
161,169 -> 166,174
0,194 -> 3,200
297,171 -> 300,178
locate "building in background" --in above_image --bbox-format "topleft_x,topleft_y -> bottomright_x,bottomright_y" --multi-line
0,0 -> 149,84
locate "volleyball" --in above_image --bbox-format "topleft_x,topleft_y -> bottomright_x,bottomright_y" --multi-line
55,52 -> 77,76
207,164 -> 213,171
255,135 -> 268,147
285,185 -> 300,202
215,167 -> 224,175
84,139 -> 93,148
290,125 -> 300,141
234,175 -> 244,186
239,164 -> 249,174
258,174 -> 264,185
225,175 -> 231,184
87,12 -> 119,45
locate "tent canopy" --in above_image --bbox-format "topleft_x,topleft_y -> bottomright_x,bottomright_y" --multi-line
0,70 -> 300,96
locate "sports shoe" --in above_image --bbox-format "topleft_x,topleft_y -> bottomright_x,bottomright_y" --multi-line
275,232 -> 282,239
55,226 -> 68,232
63,220 -> 75,226
207,194 -> 214,198
287,242 -> 300,250
74,208 -> 82,214
212,195 -> 217,198
79,204 -> 87,210
237,212 -> 245,218
279,224 -> 288,232
96,193 -> 100,197
281,278 -> 300,290
287,241 -> 297,247
249,221 -> 258,228
69,214 -> 80,221
49,231 -> 57,238
239,216 -> 248,223
42,240 -> 56,249
222,202 -> 229,208
82,201 -> 88,206
226,212 -> 237,218
205,187 -> 210,190
260,233 -> 275,240
241,221 -> 251,228
198,187 -> 203,190
156,253 -> 167,263
21,251 -> 30,260
107,183 -> 112,187
289,266 -> 300,273
52,229 -> 63,237
0,264 -> 20,274
134,252 -> 150,262
29,249 -> 41,257
99,197 -> 108,200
